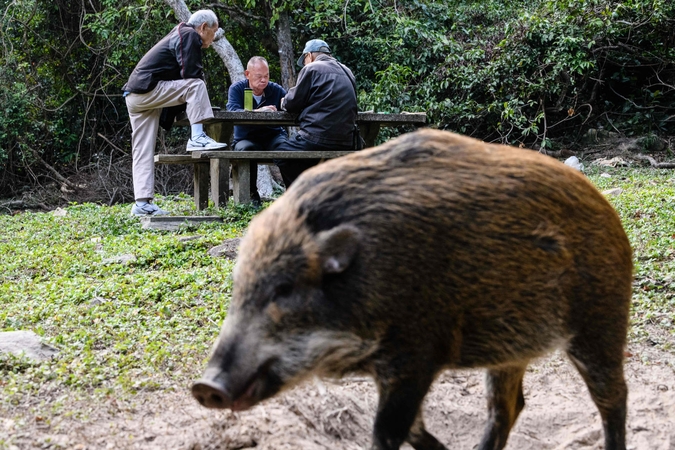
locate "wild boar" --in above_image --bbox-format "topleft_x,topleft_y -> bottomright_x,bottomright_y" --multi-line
192,129 -> 632,450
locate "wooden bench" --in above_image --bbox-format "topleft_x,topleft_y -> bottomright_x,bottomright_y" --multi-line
155,150 -> 354,209
153,154 -> 211,209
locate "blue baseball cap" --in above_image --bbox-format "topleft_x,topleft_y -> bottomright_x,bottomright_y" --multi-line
297,39 -> 331,68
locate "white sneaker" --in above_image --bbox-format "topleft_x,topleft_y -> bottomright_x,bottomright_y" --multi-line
186,133 -> 227,151
131,202 -> 170,216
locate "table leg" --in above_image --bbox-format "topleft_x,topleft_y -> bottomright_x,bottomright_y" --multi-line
231,161 -> 251,205
206,122 -> 234,146
194,161 -> 209,210
210,158 -> 230,208
360,123 -> 380,148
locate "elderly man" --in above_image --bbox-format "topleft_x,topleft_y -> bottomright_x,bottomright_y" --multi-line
123,9 -> 226,216
276,39 -> 357,188
226,56 -> 287,205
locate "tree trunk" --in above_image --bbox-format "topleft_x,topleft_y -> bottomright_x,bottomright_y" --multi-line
276,11 -> 296,89
163,0 -> 245,83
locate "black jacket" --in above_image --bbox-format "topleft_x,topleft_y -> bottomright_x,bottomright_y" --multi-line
283,54 -> 357,146
123,23 -> 204,94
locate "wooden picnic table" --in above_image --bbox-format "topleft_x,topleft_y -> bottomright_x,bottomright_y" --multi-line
161,110 -> 426,208
174,110 -> 427,148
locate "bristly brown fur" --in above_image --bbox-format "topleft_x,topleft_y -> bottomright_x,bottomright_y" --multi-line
199,129 -> 632,450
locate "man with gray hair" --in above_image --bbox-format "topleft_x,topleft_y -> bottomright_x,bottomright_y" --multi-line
123,9 -> 226,216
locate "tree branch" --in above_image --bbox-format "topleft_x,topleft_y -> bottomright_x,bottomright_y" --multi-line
25,145 -> 79,190
633,154 -> 675,169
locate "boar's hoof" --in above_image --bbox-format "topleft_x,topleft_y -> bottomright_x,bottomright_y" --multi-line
192,379 -> 232,409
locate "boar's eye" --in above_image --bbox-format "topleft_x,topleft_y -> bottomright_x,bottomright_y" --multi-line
274,283 -> 293,299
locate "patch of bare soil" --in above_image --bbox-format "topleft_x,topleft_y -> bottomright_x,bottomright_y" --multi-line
577,133 -> 674,167
2,332 -> 674,450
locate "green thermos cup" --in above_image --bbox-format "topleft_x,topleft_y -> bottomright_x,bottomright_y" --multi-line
244,88 -> 253,111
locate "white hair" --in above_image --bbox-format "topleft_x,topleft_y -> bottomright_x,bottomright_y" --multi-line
187,10 -> 218,28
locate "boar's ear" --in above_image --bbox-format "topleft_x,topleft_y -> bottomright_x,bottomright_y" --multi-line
316,225 -> 361,274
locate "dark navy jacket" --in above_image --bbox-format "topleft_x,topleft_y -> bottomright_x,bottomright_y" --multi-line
123,23 -> 204,94
226,79 -> 288,145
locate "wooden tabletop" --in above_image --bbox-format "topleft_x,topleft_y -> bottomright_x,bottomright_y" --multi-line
175,110 -> 426,127
188,150 -> 355,159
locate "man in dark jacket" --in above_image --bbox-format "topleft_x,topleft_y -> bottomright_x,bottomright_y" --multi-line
123,9 -> 226,216
276,39 -> 358,188
226,56 -> 287,204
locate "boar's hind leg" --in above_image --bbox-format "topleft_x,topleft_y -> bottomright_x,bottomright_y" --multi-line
567,341 -> 627,450
406,411 -> 448,450
477,364 -> 527,450
371,374 -> 436,450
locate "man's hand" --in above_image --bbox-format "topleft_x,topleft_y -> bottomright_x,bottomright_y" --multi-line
255,105 -> 277,112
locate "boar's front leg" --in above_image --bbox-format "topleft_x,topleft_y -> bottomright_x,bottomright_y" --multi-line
371,370 -> 442,450
406,411 -> 448,450
477,364 -> 527,450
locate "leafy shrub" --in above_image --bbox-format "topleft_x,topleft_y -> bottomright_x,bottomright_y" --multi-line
305,0 -> 674,147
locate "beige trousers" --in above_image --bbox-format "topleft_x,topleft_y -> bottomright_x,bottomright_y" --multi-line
125,78 -> 214,201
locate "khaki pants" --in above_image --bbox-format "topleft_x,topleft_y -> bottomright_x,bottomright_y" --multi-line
125,78 -> 214,201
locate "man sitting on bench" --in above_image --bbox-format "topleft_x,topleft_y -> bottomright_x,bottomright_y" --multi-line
277,39 -> 358,188
226,56 -> 287,205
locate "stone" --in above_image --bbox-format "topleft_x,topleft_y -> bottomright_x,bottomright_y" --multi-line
602,188 -> 623,197
208,238 -> 241,259
139,216 -> 223,232
0,330 -> 58,362
564,156 -> 584,171
102,254 -> 137,265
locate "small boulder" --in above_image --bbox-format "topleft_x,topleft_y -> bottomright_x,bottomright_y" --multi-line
602,188 -> 623,197
208,238 -> 241,259
0,330 -> 59,362
564,156 -> 584,171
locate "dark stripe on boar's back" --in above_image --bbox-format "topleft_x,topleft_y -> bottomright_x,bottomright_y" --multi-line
395,147 -> 435,164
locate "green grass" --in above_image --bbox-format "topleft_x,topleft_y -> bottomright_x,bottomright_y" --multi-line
586,165 -> 675,345
1,168 -> 674,412
0,195 -> 260,410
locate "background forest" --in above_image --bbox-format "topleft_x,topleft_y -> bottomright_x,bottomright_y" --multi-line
0,0 -> 673,203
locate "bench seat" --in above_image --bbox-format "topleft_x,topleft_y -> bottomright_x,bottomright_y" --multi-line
155,150 -> 355,208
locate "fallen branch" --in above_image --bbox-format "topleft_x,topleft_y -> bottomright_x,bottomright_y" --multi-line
539,149 -> 577,158
632,154 -> 675,169
26,146 -> 79,190
0,200 -> 50,212
97,133 -> 128,156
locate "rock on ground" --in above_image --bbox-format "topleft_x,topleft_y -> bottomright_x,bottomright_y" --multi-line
0,330 -> 59,362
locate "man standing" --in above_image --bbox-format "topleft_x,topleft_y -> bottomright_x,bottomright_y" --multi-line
226,56 -> 287,205
123,9 -> 226,216
276,39 -> 357,188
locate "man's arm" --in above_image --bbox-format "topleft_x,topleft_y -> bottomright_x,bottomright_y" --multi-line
226,82 -> 244,112
282,69 -> 312,112
274,84 -> 288,109
175,25 -> 204,80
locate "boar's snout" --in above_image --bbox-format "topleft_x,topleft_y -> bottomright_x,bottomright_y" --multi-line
192,366 -> 234,409
192,377 -> 232,409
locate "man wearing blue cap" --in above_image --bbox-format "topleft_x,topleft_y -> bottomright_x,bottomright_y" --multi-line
276,39 -> 358,187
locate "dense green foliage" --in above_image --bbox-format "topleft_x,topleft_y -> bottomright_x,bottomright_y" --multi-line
333,0 -> 675,146
0,0 -> 673,198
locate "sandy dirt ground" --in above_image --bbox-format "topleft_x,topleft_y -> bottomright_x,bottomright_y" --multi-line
2,332 -> 674,450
